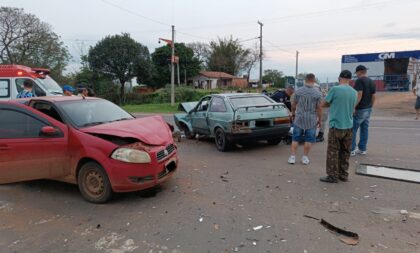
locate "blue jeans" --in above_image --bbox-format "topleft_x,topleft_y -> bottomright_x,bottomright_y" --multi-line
292,125 -> 317,143
352,108 -> 372,151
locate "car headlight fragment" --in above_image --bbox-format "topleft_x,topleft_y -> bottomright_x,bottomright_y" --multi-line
111,148 -> 151,163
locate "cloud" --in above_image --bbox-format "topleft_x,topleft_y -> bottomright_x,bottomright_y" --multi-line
384,22 -> 397,28
375,31 -> 420,40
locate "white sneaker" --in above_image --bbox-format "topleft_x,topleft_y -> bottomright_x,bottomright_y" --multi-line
350,149 -> 358,157
357,149 -> 367,155
301,156 -> 310,165
288,155 -> 296,164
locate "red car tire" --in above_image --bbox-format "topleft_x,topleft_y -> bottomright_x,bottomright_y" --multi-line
78,162 -> 113,203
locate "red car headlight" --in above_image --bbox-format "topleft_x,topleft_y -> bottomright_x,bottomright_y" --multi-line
111,148 -> 151,163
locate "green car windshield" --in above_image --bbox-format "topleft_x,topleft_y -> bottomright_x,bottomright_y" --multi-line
229,96 -> 274,109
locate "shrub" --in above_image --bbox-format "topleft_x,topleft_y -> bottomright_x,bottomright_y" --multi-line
124,85 -> 219,105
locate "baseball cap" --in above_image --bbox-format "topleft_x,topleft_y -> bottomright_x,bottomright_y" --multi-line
63,85 -> 75,93
355,65 -> 368,73
286,84 -> 295,89
339,70 -> 352,79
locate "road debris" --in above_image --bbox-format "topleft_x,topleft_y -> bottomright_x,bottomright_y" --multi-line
199,217 -> 203,223
377,243 -> 388,249
400,210 -> 409,215
304,215 -> 359,245
220,175 -> 229,182
252,225 -> 263,231
320,219 -> 359,245
329,201 -> 340,213
95,232 -> 139,253
0,201 -> 13,212
409,212 -> 420,220
303,215 -> 320,221
356,164 -> 420,183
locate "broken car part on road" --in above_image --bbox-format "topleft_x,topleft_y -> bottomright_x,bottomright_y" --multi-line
357,164 -> 420,184
304,215 -> 359,245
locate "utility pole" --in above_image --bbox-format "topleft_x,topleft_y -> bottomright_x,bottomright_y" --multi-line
177,62 -> 181,85
258,21 -> 263,89
295,50 -> 299,89
171,25 -> 175,106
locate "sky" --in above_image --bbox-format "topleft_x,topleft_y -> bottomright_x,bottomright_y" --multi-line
2,0 -> 420,82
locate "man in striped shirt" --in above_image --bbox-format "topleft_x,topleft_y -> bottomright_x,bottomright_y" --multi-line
288,73 -> 323,165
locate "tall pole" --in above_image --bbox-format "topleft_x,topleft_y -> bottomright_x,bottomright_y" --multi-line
171,25 -> 175,106
295,50 -> 299,89
177,63 -> 181,85
258,21 -> 263,89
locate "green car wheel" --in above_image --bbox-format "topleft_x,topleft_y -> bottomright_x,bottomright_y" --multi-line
215,128 -> 231,152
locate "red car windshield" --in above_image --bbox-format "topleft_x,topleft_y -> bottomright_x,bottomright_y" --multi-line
58,100 -> 134,128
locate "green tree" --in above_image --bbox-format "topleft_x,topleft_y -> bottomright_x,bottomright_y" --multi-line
263,69 -> 286,88
187,42 -> 209,69
152,43 -> 200,88
0,7 -> 70,80
87,33 -> 153,104
243,43 -> 260,83
207,37 -> 250,76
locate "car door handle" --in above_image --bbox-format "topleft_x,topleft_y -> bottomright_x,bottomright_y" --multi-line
0,145 -> 10,151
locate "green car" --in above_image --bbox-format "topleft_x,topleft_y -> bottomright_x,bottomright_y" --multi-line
174,93 -> 291,151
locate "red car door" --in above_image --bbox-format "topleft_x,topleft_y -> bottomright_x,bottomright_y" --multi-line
0,103 -> 69,184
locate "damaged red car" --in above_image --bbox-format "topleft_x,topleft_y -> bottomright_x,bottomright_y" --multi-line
0,96 -> 178,203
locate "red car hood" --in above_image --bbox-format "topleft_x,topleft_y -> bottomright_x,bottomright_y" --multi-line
81,116 -> 172,146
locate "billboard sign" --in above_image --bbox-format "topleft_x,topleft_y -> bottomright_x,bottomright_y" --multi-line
342,50 -> 420,63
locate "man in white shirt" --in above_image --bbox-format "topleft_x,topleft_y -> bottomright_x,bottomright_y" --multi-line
413,85 -> 420,120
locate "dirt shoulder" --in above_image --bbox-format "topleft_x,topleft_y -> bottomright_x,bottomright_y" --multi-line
373,92 -> 417,118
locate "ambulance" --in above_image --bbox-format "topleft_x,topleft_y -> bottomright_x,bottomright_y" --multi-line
0,65 -> 63,101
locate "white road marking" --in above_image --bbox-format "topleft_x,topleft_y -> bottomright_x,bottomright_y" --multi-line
370,126 -> 420,130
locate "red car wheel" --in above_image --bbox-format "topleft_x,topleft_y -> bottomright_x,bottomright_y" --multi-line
78,162 -> 112,203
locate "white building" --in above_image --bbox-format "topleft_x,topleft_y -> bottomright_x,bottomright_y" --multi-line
342,50 -> 420,91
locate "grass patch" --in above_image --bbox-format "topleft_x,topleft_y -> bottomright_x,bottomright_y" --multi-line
123,103 -> 181,114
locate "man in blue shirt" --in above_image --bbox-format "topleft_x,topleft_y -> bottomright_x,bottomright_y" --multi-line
270,85 -> 294,111
320,70 -> 358,183
16,80 -> 34,98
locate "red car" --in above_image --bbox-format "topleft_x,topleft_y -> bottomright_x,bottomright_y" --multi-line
0,96 -> 178,203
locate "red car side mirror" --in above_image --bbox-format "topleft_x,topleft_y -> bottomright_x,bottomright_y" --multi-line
40,126 -> 58,137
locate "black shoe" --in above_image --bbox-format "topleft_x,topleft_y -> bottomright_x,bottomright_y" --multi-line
316,132 -> 324,142
319,176 -> 338,183
339,176 -> 348,182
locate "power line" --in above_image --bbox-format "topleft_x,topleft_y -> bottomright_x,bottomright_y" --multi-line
238,37 -> 259,43
264,40 -> 295,55
176,31 -> 212,41
263,0 -> 398,23
100,0 -> 170,27
178,0 -> 402,31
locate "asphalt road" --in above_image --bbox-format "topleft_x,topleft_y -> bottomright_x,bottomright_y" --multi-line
1,111 -> 419,253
